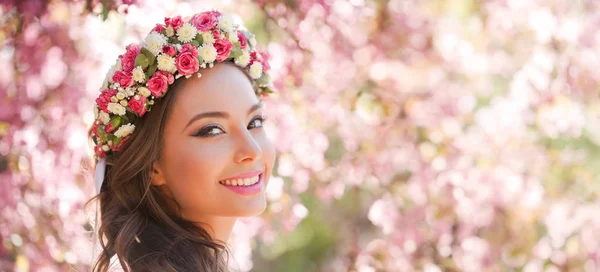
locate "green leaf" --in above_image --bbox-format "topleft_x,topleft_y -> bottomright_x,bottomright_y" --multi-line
145,64 -> 158,78
229,47 -> 243,59
262,87 -> 275,94
135,54 -> 149,69
97,126 -> 108,141
194,33 -> 204,45
147,54 -> 155,66
141,47 -> 154,58
197,55 -> 204,64
101,2 -> 109,21
109,116 -> 123,128
256,74 -> 270,86
190,40 -> 200,47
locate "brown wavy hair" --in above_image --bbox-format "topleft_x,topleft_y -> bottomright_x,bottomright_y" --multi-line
85,77 -> 231,271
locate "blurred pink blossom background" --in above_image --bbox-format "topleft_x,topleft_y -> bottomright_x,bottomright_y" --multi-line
1,0 -> 600,271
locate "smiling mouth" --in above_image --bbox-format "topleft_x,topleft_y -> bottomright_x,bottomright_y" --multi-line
218,173 -> 262,187
219,174 -> 263,196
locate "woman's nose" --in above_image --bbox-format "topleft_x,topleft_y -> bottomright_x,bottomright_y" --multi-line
234,129 -> 263,163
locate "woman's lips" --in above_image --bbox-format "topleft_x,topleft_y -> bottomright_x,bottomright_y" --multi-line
220,174 -> 263,196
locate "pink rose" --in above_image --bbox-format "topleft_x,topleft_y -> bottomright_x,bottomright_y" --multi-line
111,136 -> 131,152
176,51 -> 199,75
214,38 -> 233,62
152,23 -> 165,33
249,51 -> 271,72
121,43 -> 141,72
165,16 -> 184,30
95,89 -> 118,113
91,121 -> 100,138
212,29 -> 221,39
155,71 -> 175,84
112,70 -> 134,88
248,51 -> 258,67
237,30 -> 247,49
146,72 -> 169,97
260,52 -> 271,71
162,45 -> 177,57
105,123 -> 116,133
94,143 -> 106,157
190,11 -> 219,32
180,44 -> 199,57
128,96 -> 147,117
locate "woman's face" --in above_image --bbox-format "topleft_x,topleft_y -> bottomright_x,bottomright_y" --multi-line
152,63 -> 276,220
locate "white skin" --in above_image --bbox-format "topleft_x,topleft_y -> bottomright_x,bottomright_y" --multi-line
150,63 -> 276,243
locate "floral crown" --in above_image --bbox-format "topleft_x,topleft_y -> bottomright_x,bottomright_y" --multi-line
91,11 -> 273,158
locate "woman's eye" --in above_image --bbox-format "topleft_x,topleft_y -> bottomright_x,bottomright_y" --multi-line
249,115 -> 268,129
193,126 -> 224,137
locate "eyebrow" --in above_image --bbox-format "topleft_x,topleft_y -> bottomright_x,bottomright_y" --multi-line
183,103 -> 262,131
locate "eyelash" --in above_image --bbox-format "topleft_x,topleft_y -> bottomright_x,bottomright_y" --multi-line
193,115 -> 268,137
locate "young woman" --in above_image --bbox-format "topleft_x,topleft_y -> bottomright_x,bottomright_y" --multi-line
88,10 -> 276,271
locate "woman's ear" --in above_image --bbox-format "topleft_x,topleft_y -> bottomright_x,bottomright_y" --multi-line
150,160 -> 167,186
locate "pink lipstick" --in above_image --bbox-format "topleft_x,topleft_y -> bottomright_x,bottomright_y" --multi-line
219,172 -> 263,196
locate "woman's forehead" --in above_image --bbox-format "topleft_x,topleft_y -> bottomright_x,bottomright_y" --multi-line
173,64 -> 259,117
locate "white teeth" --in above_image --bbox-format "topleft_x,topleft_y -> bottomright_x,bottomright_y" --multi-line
220,175 -> 260,186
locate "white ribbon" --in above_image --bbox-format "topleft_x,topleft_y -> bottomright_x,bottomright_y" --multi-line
94,158 -> 106,194
91,158 -> 106,269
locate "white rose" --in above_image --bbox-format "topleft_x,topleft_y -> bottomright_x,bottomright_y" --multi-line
177,23 -> 197,43
227,31 -> 238,43
218,14 -> 234,33
138,87 -> 151,97
132,66 -> 145,83
201,32 -> 215,44
143,32 -> 168,56
99,111 -> 110,125
114,58 -> 122,71
249,62 -> 263,79
114,123 -> 135,138
198,44 -> 217,63
157,54 -> 177,73
249,36 -> 257,47
166,26 -> 175,37
234,50 -> 250,67
101,80 -> 108,90
107,103 -> 126,116
106,59 -> 120,83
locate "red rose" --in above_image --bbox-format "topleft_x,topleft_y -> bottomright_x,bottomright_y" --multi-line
237,30 -> 247,49
111,136 -> 131,152
214,38 -> 233,62
112,70 -> 134,88
94,143 -> 106,157
95,89 -> 118,113
190,11 -> 219,32
128,96 -> 147,117
152,23 -> 165,33
162,45 -> 177,57
146,72 -> 169,97
176,51 -> 199,75
165,16 -> 184,30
